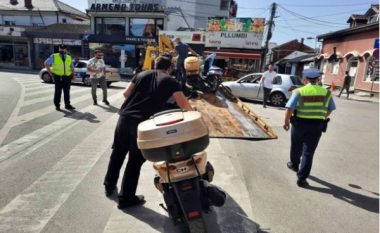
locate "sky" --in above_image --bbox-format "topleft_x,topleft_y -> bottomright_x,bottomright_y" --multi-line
60,0 -> 377,48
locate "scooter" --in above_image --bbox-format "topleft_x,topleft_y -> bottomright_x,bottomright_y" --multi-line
137,109 -> 226,233
185,54 -> 223,94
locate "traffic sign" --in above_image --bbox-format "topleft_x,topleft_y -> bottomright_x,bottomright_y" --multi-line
374,39 -> 379,49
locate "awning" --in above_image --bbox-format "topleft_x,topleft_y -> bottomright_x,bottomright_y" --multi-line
344,50 -> 361,58
317,53 -> 330,59
204,51 -> 261,59
361,49 -> 376,57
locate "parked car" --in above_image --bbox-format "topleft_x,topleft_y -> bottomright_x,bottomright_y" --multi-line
39,60 -> 121,87
222,73 -> 303,106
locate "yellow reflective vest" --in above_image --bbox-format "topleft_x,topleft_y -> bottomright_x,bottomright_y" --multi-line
295,84 -> 331,120
52,53 -> 72,76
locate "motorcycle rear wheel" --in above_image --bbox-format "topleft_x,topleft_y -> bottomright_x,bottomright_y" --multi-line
188,218 -> 207,233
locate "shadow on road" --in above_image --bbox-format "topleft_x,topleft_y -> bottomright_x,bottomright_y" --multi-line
62,110 -> 101,123
307,176 -> 379,213
115,191 -> 270,233
95,104 -> 120,113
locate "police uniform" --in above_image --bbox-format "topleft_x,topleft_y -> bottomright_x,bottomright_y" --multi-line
45,44 -> 75,110
285,68 -> 336,187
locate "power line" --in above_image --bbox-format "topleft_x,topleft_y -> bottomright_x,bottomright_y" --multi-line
274,8 -> 368,21
278,5 -> 348,26
281,2 -> 375,7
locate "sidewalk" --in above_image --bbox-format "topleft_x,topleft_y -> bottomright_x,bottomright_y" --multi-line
332,90 -> 379,103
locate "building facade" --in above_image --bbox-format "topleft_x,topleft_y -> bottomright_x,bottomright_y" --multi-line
85,0 -> 236,71
317,4 -> 379,94
0,0 -> 89,69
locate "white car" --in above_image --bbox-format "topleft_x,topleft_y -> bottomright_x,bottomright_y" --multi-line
39,60 -> 121,87
222,73 -> 303,106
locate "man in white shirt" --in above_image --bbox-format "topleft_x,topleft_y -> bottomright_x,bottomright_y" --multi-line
260,64 -> 277,108
87,50 -> 109,105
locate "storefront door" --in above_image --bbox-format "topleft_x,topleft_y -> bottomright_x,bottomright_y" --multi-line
347,57 -> 358,88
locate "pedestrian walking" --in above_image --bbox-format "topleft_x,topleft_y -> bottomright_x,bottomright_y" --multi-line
260,64 -> 277,108
174,37 -> 199,88
338,71 -> 351,99
283,68 -> 336,187
87,50 -> 109,105
103,56 -> 193,209
44,44 -> 75,111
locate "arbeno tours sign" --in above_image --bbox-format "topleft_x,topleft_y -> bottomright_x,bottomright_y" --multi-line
88,0 -> 165,12
205,31 -> 263,49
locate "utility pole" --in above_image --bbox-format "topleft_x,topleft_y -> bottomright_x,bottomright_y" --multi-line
260,2 -> 277,72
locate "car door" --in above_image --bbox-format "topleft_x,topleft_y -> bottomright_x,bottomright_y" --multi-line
73,61 -> 88,83
236,74 -> 262,100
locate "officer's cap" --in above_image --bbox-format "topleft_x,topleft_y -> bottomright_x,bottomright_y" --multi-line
303,68 -> 323,79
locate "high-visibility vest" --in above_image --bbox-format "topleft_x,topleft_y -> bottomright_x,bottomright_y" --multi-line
295,84 -> 331,120
52,53 -> 72,76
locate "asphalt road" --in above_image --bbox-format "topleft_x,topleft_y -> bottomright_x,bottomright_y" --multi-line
0,71 -> 378,233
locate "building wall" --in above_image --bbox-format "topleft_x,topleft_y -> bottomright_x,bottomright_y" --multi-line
0,12 -> 87,26
320,28 -> 379,93
271,40 -> 314,63
166,0 -> 230,29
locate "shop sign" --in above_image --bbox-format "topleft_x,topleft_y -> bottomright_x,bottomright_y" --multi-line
374,39 -> 379,49
205,31 -> 263,49
208,18 -> 265,33
159,31 -> 205,44
33,38 -> 82,46
88,0 -> 165,12
125,37 -> 156,43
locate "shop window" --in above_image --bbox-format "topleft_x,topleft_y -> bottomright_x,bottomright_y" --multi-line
330,61 -> 339,74
0,44 -> 14,64
273,76 -> 282,85
95,17 -> 126,36
220,0 -> 229,10
4,21 -> 16,26
129,18 -> 163,37
364,55 -> 379,82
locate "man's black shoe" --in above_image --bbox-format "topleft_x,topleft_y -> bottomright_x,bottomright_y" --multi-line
103,99 -> 110,105
118,195 -> 145,209
65,105 -> 76,110
297,179 -> 309,188
55,106 -> 61,111
105,186 -> 116,197
93,100 -> 98,105
287,162 -> 299,172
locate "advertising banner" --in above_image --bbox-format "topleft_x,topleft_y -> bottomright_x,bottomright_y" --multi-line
88,0 -> 165,12
205,31 -> 263,49
159,31 -> 205,44
208,18 -> 265,33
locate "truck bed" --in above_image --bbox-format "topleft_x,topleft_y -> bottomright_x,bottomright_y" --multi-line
189,86 -> 277,140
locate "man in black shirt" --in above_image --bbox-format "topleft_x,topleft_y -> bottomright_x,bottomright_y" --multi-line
338,71 -> 351,99
104,56 -> 193,209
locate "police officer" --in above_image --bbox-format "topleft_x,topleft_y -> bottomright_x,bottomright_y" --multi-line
283,68 -> 336,187
44,44 -> 75,111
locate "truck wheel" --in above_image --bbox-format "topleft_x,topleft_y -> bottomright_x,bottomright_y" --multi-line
42,72 -> 52,83
270,92 -> 286,106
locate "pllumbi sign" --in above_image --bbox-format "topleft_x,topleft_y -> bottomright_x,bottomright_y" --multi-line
205,31 -> 263,49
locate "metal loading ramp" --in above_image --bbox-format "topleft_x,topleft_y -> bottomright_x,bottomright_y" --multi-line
189,86 -> 277,140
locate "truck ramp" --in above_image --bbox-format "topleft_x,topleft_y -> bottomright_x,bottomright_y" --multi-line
189,86 -> 277,140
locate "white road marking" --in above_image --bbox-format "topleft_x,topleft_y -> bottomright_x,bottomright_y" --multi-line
23,88 -> 89,107
0,91 -> 124,163
24,88 -> 54,97
0,114 -> 118,233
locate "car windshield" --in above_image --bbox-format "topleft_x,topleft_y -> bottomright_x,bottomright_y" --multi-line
75,62 -> 87,68
290,75 -> 303,85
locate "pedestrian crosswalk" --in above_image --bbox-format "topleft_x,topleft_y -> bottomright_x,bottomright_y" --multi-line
0,72 -> 256,233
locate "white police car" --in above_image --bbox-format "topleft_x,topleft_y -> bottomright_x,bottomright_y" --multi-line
39,60 -> 121,87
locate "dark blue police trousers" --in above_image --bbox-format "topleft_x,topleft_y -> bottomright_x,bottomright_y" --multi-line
290,119 -> 323,180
